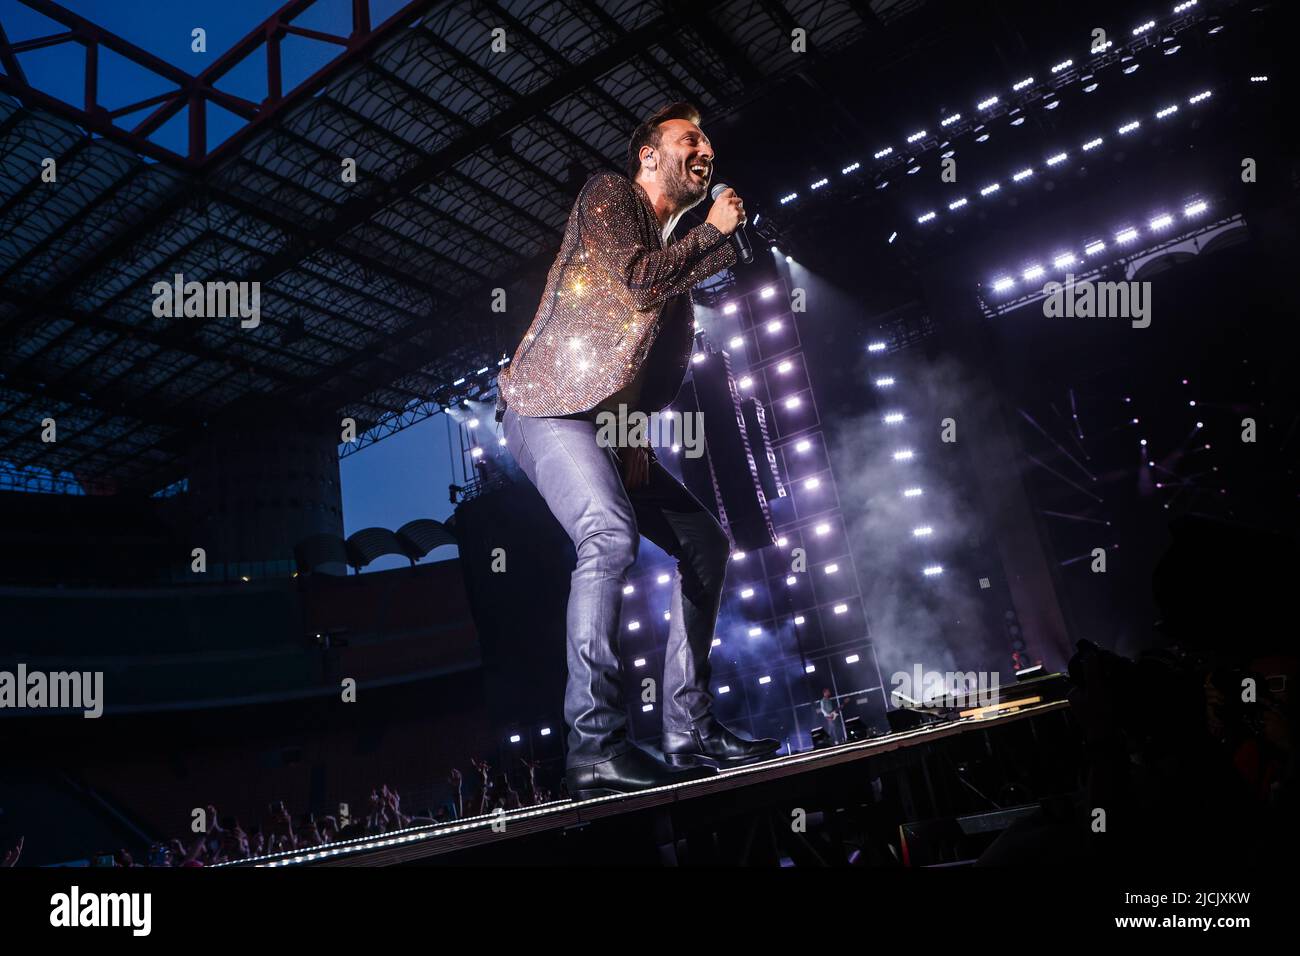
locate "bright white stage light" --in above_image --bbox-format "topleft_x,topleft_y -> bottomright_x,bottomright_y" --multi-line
642,703 -> 654,712
758,675 -> 771,685
692,353 -> 706,364
723,302 -> 737,314
1248,76 -> 1267,83
467,418 -> 479,428
1082,137 -> 1103,150
923,565 -> 944,576
739,376 -> 753,389
1156,104 -> 1178,118
760,286 -> 775,298
777,536 -> 788,547
748,626 -> 762,637
805,664 -> 816,673
1012,76 -> 1034,90
1116,227 -> 1139,243
842,162 -> 860,174
510,734 -> 521,743
1092,40 -> 1113,53
904,487 -> 923,497
498,437 -> 507,446
917,211 -> 937,223
777,360 -> 793,373
733,551 -> 746,560
718,685 -> 730,694
834,605 -> 848,615
907,130 -> 927,143
1054,252 -> 1077,268
1133,20 -> 1156,35
1046,152 -> 1067,165
657,573 -> 670,584
1149,213 -> 1174,230
1174,0 -> 1198,10
729,336 -> 743,348
471,447 -> 483,458
1184,200 -> 1207,216
815,523 -> 831,535
811,177 -> 829,190
1023,264 -> 1045,280
875,377 -> 896,387
741,587 -> 754,599
1051,59 -> 1073,73
780,193 -> 797,204
992,276 -> 1015,292
883,412 -> 905,424
628,620 -> 640,631
912,526 -> 934,537
623,584 -> 635,594
867,342 -> 887,352
634,657 -> 646,667
874,147 -> 893,159
796,439 -> 811,452
785,396 -> 801,409
978,96 -> 999,109
980,183 -> 1001,196
768,319 -> 782,332
893,449 -> 915,461
540,728 -> 551,736
1012,167 -> 1034,181
663,611 -> 670,620
712,638 -> 721,647
948,198 -> 968,210
787,575 -> 797,586
941,113 -> 961,126
1188,90 -> 1213,102
1085,239 -> 1107,255
794,616 -> 805,625
1118,120 -> 1140,134
805,477 -> 820,489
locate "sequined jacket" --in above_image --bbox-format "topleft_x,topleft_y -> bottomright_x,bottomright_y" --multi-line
496,171 -> 736,419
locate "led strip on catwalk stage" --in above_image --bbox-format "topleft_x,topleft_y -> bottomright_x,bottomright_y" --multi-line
215,699 -> 1071,867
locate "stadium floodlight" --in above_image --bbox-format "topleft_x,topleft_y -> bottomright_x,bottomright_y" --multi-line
1023,264 -> 1045,280
907,130 -> 927,143
1184,200 -> 1208,216
1051,59 -> 1073,73
1046,152 -> 1068,165
917,211 -> 937,223
992,276 -> 1015,292
981,183 -> 1001,195
1012,76 -> 1034,90
1118,120 -> 1140,134
874,147 -> 894,159
1082,137 -> 1104,150
1085,239 -> 1107,255
978,96 -> 999,109
1116,227 -> 1140,243
1012,167 -> 1034,181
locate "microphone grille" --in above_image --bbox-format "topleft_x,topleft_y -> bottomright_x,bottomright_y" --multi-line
710,182 -> 731,200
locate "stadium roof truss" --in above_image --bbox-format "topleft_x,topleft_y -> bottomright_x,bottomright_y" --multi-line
0,0 -> 919,491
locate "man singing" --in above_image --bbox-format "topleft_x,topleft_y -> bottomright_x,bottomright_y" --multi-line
495,102 -> 780,799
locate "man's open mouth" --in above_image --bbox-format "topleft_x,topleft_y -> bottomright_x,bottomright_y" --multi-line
688,162 -> 710,183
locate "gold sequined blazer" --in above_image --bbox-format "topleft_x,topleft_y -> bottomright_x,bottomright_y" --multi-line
497,171 -> 737,418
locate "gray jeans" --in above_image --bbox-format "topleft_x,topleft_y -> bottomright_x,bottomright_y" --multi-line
501,407 -> 731,768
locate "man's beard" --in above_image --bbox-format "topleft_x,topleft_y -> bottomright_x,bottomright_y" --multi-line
664,162 -> 707,210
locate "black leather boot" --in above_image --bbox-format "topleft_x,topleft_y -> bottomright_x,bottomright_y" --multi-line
661,717 -> 781,769
566,746 -> 716,800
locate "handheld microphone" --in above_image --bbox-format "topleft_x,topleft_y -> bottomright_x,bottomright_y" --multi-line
710,182 -> 753,264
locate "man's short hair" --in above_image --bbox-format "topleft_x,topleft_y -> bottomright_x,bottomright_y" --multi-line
626,102 -> 702,179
